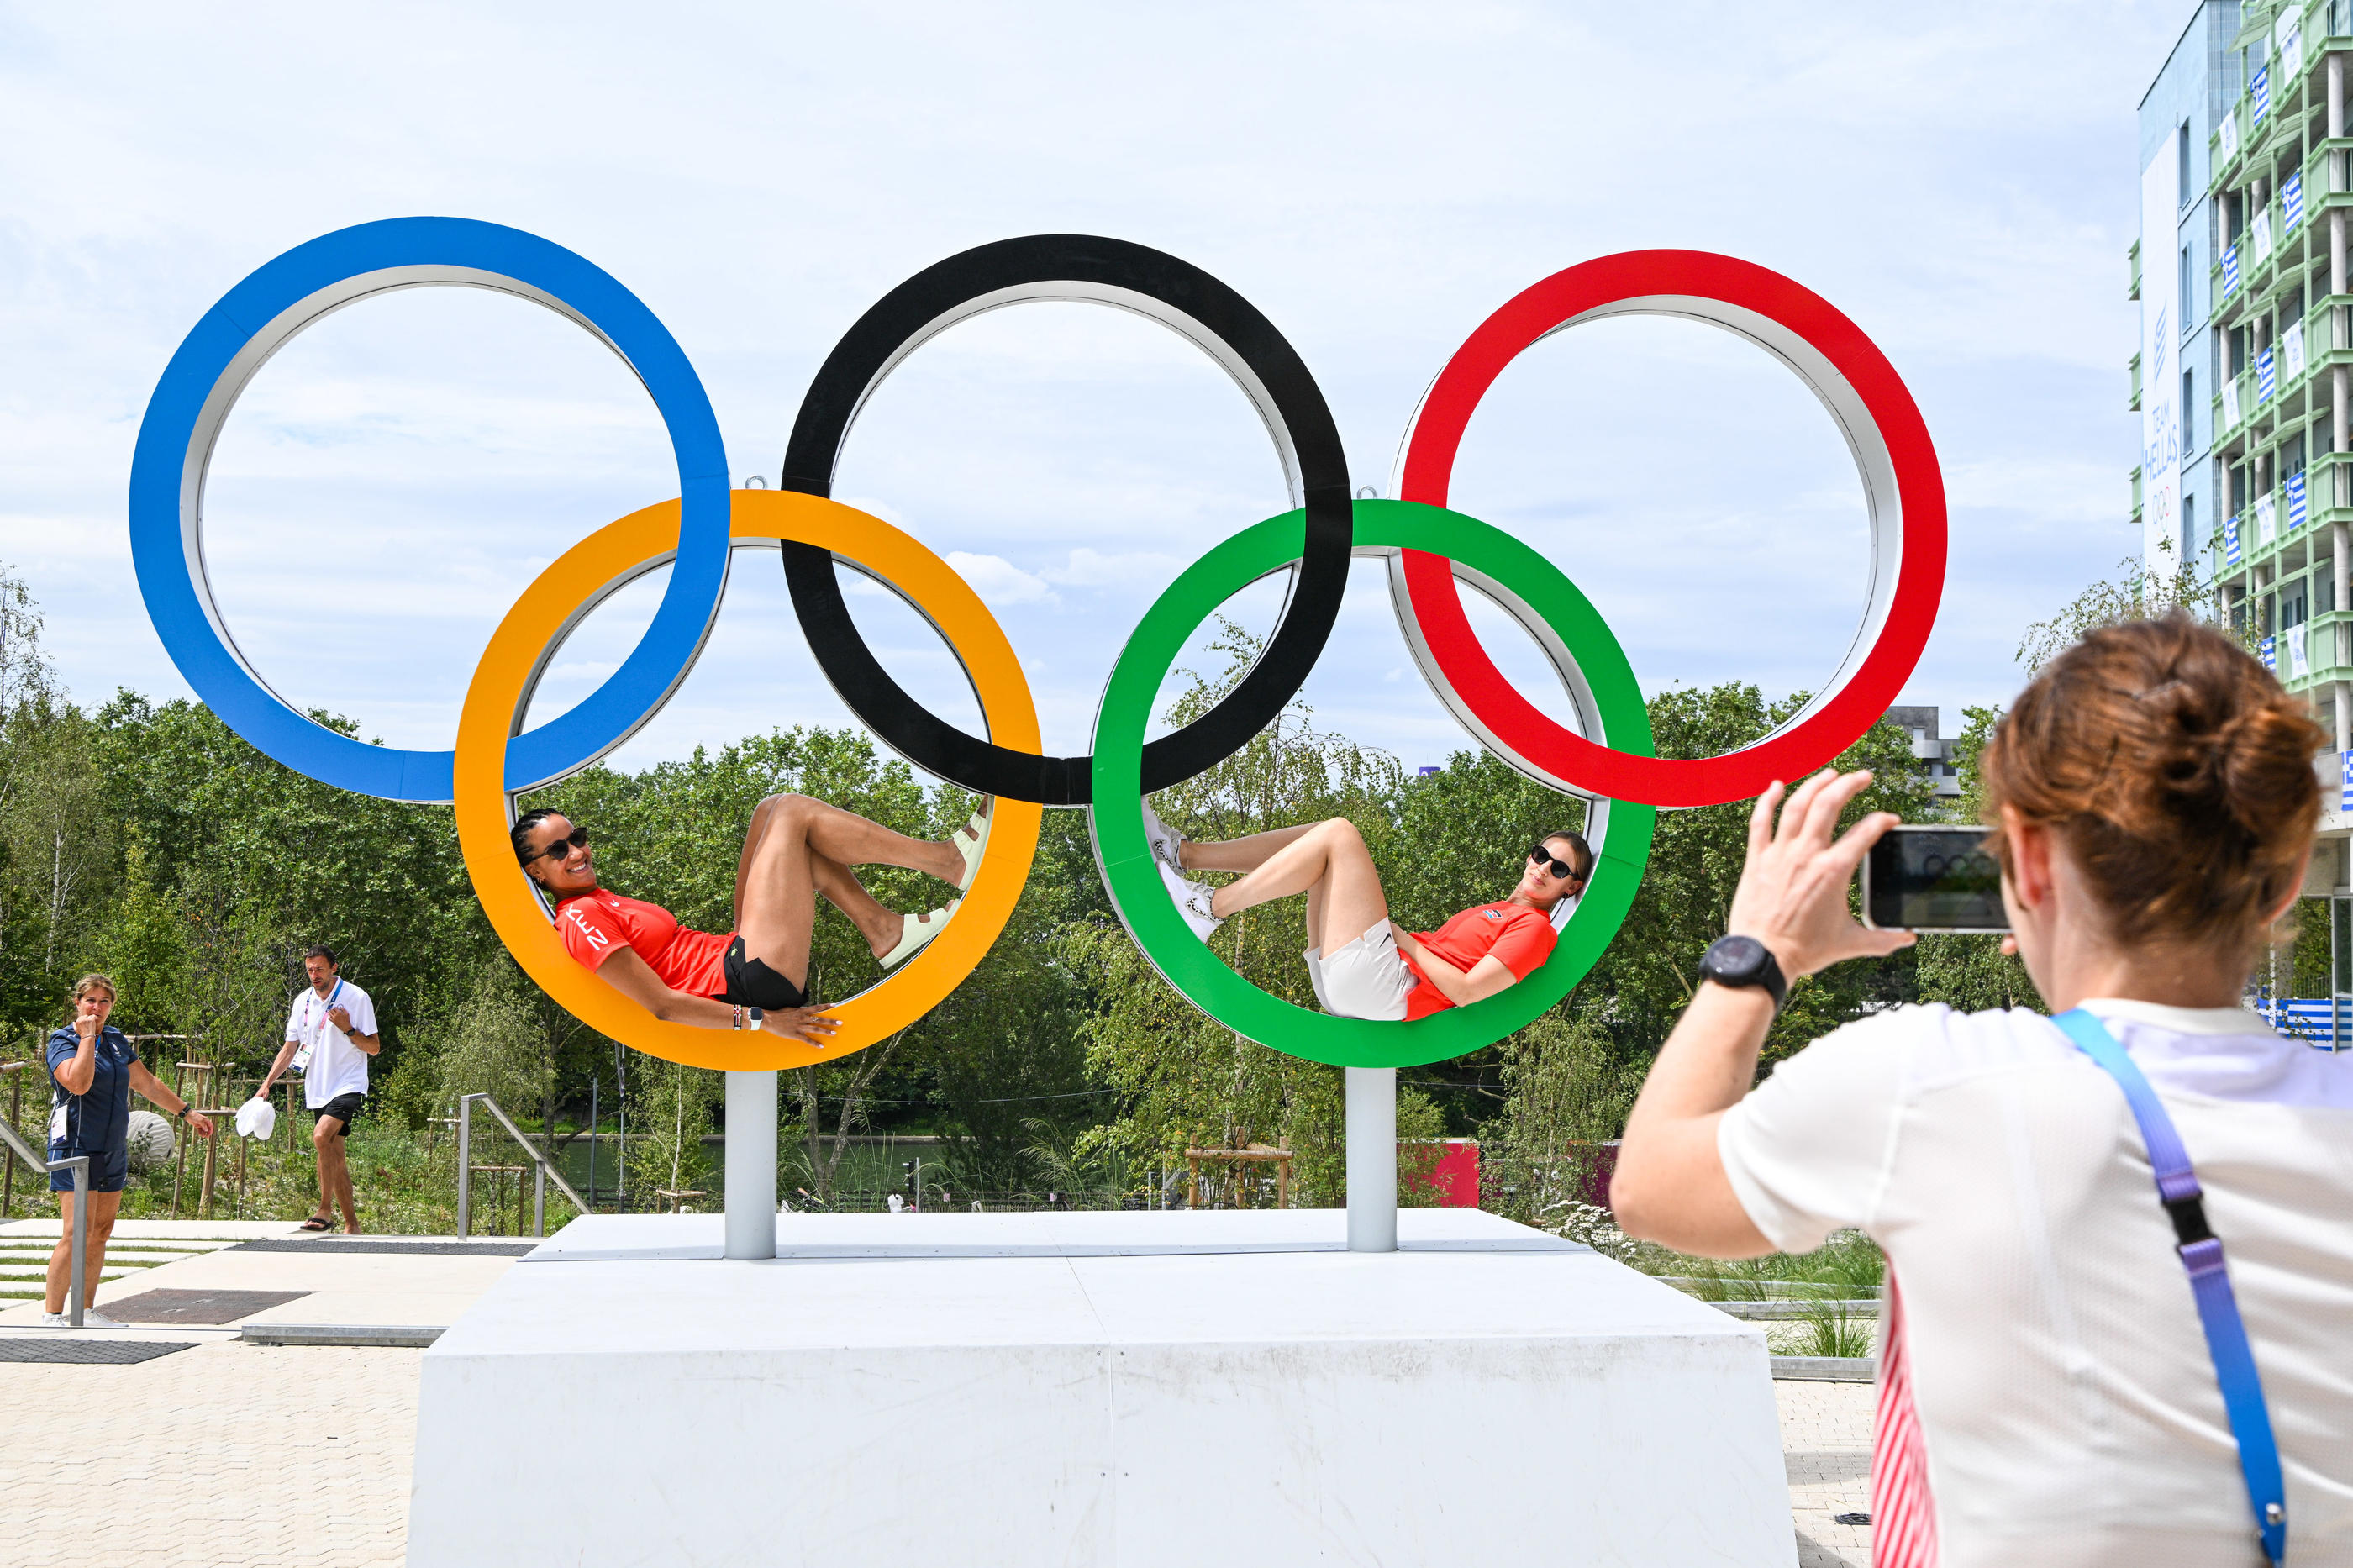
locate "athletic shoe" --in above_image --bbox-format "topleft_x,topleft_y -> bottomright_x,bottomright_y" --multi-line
1140,797 -> 1185,872
1158,860 -> 1224,941
44,1308 -> 124,1327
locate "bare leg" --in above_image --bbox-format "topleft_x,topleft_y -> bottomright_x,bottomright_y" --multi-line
45,1188 -> 121,1313
809,850 -> 908,960
314,1117 -> 359,1232
735,795 -> 968,988
1176,823 -> 1313,875
1200,818 -> 1390,953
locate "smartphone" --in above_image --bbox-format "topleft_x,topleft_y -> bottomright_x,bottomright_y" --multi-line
1862,825 -> 2008,934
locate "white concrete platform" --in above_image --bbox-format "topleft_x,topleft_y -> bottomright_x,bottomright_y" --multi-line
407,1209 -> 1793,1568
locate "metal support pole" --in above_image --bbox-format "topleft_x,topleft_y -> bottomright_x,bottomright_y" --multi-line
65,1158 -> 86,1327
534,1165 -> 546,1238
587,1077 -> 598,1210
724,1071 -> 776,1260
456,1094 -> 474,1239
1345,1066 -> 1397,1253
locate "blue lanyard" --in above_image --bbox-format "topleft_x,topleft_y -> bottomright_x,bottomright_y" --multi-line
2051,1008 -> 2287,1565
308,980 -> 344,1034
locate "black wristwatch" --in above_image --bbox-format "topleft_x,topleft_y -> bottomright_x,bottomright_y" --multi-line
1698,934 -> 1787,1014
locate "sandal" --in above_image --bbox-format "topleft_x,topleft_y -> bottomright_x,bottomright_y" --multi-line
879,903 -> 960,968
297,1214 -> 333,1232
949,805 -> 990,893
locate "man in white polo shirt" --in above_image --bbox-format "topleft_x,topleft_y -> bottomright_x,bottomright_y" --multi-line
255,945 -> 380,1234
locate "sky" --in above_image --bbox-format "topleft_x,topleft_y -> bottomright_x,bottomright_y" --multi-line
0,1 -> 2194,795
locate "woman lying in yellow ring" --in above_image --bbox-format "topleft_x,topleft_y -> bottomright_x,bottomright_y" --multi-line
511,796 -> 986,1045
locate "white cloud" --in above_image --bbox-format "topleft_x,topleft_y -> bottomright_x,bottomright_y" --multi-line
943,551 -> 1058,608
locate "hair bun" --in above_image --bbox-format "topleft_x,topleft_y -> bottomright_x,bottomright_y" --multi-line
1983,612 -> 2323,954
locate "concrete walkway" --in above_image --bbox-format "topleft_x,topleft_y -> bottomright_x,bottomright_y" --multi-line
0,1221 -> 1878,1566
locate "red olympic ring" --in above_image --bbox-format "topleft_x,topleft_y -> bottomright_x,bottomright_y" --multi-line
1393,250 -> 1947,808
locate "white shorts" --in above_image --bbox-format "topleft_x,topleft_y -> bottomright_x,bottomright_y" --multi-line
1303,920 -> 1418,1022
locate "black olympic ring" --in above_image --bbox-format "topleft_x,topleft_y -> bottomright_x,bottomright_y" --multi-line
777,234 -> 1354,806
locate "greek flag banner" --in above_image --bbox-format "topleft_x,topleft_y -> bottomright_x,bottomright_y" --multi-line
2259,491 -> 2278,543
2261,634 -> 2277,671
2255,63 -> 2271,124
2225,510 -> 2243,566
2287,319 -> 2308,378
2222,107 -> 2241,160
2253,997 -> 2344,1050
2289,621 -> 2309,679
2224,243 -> 2241,297
2278,14 -> 2303,80
2286,170 -> 2305,232
2255,204 -> 2275,264
2260,345 -> 2277,403
2224,373 -> 2242,428
2289,469 -> 2308,530
2342,750 -> 2352,813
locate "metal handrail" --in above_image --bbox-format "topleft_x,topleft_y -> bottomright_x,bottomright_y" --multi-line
0,1114 -> 89,1326
455,1093 -> 590,1239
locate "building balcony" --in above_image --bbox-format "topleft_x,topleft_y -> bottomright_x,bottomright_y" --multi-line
2209,292 -> 2353,455
2129,350 -> 2143,411
2208,0 -> 2353,186
2129,238 -> 2141,302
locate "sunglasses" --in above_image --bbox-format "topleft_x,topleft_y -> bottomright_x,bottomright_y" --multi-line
1528,844 -> 1582,881
524,825 -> 590,868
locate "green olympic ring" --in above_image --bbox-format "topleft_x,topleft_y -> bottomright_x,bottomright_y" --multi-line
1089,498 -> 1656,1070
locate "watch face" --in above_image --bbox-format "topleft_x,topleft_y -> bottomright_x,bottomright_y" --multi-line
1708,934 -> 1766,982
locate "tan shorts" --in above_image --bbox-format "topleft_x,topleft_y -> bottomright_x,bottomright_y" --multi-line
1303,920 -> 1417,1022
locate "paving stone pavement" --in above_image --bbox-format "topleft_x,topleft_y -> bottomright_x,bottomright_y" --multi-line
1780,1376 -> 1876,1566
5,1304 -> 1879,1566
2,1336 -> 420,1566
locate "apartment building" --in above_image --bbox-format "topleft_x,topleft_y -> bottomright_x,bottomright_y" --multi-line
2143,0 -> 2353,1029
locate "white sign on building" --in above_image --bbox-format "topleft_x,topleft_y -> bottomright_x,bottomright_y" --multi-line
2141,140 -> 2182,569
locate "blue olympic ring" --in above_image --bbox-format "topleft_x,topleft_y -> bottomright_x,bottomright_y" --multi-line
128,216 -> 731,802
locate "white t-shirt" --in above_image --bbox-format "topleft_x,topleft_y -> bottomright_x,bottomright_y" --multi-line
284,979 -> 376,1109
1719,999 -> 2353,1568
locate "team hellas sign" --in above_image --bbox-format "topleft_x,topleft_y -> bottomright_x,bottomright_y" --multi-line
2143,135 -> 2184,568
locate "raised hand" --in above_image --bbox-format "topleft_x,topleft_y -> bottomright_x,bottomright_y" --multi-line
1725,769 -> 1917,980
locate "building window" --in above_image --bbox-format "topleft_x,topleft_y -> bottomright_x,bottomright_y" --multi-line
2179,123 -> 2193,208
2182,244 -> 2193,317
2185,493 -> 2197,555
2184,370 -> 2196,452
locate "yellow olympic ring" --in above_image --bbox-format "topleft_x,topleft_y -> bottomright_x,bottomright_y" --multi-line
453,489 -> 1043,1071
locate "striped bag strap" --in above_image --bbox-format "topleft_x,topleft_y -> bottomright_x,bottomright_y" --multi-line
1870,1270 -> 1940,1568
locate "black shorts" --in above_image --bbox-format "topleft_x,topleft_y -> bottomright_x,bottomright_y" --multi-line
314,1092 -> 366,1135
721,936 -> 808,1011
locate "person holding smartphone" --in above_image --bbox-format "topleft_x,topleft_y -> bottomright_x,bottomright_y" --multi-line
1611,614 -> 2353,1566
255,946 -> 378,1234
43,973 -> 213,1324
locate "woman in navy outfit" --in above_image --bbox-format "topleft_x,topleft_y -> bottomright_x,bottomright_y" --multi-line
43,974 -> 212,1326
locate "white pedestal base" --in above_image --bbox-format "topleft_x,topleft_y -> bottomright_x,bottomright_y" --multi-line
406,1210 -> 1792,1567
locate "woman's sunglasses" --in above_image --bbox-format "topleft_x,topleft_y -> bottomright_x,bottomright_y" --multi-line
524,826 -> 590,867
1527,844 -> 1582,881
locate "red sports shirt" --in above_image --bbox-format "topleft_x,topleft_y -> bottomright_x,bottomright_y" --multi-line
1399,901 -> 1556,1021
555,889 -> 729,998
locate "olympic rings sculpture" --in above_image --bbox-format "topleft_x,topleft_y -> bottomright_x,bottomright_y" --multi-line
128,217 -> 1945,1073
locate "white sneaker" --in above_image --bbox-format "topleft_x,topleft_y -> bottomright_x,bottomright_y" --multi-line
43,1308 -> 124,1327
1158,859 -> 1224,941
1140,797 -> 1185,872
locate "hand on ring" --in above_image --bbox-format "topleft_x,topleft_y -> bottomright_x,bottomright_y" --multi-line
762,1008 -> 842,1046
